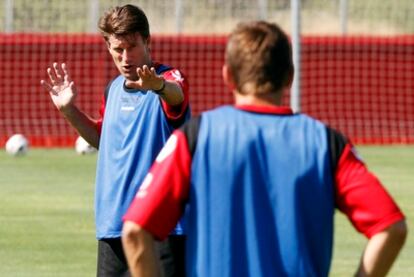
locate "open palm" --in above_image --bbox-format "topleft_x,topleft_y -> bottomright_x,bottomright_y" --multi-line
125,65 -> 164,91
41,63 -> 77,111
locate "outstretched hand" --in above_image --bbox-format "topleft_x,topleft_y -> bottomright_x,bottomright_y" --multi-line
41,62 -> 77,112
125,65 -> 164,92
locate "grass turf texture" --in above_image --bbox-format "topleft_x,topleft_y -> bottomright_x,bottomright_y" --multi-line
0,146 -> 413,276
0,149 -> 96,276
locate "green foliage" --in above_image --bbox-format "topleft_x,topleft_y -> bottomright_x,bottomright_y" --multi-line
0,146 -> 413,275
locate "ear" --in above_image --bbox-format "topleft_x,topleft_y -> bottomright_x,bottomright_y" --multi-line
145,36 -> 152,52
286,67 -> 294,87
105,40 -> 111,50
222,64 -> 236,91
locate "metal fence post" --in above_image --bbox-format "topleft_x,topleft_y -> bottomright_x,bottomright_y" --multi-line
291,0 -> 301,112
88,0 -> 99,33
258,0 -> 268,20
175,0 -> 183,34
5,0 -> 14,32
340,0 -> 348,35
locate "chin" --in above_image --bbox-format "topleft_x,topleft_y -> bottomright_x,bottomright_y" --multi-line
123,73 -> 138,81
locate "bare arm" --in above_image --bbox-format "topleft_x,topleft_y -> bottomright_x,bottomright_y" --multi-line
125,65 -> 184,106
122,221 -> 161,277
41,62 -> 100,148
355,220 -> 407,277
59,105 -> 101,148
156,78 -> 184,106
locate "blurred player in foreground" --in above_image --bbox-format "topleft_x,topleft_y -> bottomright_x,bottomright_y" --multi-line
122,21 -> 407,277
41,4 -> 189,276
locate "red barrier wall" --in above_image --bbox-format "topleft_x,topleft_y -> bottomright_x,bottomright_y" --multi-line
1,34 -> 413,146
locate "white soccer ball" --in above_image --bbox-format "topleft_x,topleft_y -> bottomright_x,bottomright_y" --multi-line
75,136 -> 97,155
5,134 -> 29,157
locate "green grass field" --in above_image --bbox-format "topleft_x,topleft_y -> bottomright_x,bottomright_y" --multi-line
0,146 -> 412,276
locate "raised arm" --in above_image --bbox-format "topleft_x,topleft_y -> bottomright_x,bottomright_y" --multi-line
355,220 -> 407,277
41,62 -> 101,148
125,65 -> 184,106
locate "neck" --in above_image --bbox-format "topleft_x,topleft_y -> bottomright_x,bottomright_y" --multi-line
234,90 -> 284,107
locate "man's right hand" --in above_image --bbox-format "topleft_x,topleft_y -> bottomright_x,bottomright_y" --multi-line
40,62 -> 100,148
41,62 -> 77,114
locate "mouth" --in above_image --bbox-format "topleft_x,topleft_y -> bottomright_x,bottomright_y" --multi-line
122,65 -> 135,72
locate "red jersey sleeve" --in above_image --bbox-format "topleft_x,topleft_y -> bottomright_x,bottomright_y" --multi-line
123,130 -> 192,240
160,68 -> 189,123
335,144 -> 405,238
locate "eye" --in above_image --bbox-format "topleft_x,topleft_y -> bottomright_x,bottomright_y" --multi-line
112,47 -> 123,54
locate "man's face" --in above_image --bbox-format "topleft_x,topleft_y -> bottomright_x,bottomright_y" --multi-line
107,33 -> 151,81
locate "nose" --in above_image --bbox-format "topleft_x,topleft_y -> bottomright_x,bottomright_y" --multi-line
122,49 -> 132,63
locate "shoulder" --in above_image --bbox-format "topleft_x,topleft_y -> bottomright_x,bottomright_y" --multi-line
203,105 -> 237,117
104,75 -> 123,102
154,62 -> 173,74
178,106 -> 234,155
290,113 -> 350,168
108,75 -> 124,85
324,125 -> 350,173
179,116 -> 202,156
154,62 -> 186,81
105,75 -> 124,92
302,113 -> 350,167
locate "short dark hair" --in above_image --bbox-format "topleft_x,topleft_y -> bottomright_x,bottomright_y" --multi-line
98,4 -> 150,41
225,21 -> 293,95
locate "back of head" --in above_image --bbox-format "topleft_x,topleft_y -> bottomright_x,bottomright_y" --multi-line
98,4 -> 150,41
226,21 -> 293,96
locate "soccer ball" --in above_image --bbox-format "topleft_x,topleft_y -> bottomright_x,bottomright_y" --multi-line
75,136 -> 97,155
5,134 -> 29,157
